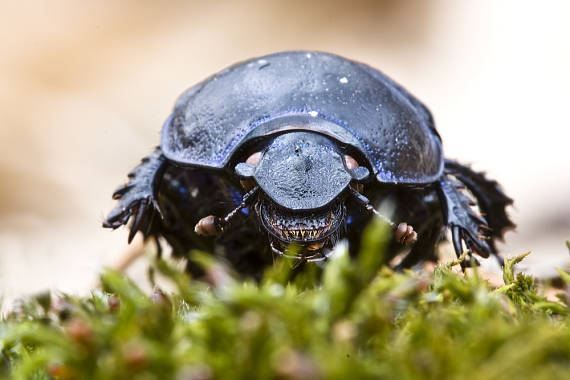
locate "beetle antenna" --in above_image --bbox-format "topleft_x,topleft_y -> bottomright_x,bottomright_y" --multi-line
348,187 -> 418,244
347,187 -> 396,228
195,186 -> 259,235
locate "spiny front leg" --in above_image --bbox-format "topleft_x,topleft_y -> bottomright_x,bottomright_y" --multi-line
438,174 -> 493,260
444,160 -> 515,253
103,148 -> 167,243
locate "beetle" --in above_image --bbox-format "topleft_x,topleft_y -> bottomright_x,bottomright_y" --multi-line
104,51 -> 514,276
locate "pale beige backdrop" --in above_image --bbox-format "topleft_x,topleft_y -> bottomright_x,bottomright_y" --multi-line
1,1 -> 569,302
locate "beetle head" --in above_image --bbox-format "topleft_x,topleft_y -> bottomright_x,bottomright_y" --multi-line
235,131 -> 369,258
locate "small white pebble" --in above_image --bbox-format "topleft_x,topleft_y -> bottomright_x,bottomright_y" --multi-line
339,77 -> 348,84
308,111 -> 318,117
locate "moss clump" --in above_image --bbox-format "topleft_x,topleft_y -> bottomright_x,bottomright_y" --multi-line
2,220 -> 570,379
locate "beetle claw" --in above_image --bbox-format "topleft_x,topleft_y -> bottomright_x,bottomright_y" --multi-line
129,200 -> 149,243
151,198 -> 164,220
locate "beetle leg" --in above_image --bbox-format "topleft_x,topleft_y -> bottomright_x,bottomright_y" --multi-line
450,225 -> 481,270
444,160 -> 515,256
451,225 -> 464,258
104,148 -> 167,243
438,174 -> 495,263
194,186 -> 259,235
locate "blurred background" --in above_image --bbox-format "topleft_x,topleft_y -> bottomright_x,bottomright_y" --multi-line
1,0 -> 569,302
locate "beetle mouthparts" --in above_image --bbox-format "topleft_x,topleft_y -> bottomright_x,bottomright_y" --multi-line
275,225 -> 330,240
257,198 -> 344,247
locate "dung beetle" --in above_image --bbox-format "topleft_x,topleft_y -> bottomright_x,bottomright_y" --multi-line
104,51 -> 514,275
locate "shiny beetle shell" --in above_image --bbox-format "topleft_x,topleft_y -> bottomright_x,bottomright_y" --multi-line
162,51 -> 443,185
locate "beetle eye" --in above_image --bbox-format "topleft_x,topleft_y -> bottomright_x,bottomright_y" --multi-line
239,152 -> 262,190
246,152 -> 262,166
344,154 -> 359,170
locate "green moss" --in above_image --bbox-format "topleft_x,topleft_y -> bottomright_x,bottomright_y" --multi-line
1,221 -> 569,379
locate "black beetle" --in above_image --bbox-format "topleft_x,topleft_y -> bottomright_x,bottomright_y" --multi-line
104,51 -> 514,275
